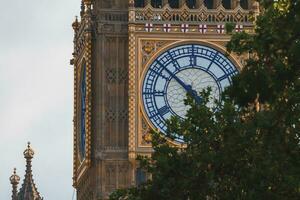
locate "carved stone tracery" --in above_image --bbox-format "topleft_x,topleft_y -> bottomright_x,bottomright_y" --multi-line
132,2 -> 255,23
141,117 -> 152,145
141,40 -> 171,66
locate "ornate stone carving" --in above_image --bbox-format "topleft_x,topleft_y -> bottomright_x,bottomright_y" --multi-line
105,68 -> 117,84
10,143 -> 43,200
105,164 -> 117,191
141,40 -> 171,66
118,164 -> 129,188
132,3 -> 255,24
105,68 -> 128,84
141,117 -> 152,146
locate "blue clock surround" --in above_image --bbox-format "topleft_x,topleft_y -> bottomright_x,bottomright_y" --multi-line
141,43 -> 239,141
79,61 -> 87,159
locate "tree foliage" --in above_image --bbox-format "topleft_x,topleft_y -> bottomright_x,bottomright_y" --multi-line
110,1 -> 300,199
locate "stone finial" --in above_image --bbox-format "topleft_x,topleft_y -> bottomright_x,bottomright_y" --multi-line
83,0 -> 92,6
10,168 -> 20,200
72,16 -> 80,31
23,142 -> 34,159
10,168 -> 20,185
18,142 -> 43,200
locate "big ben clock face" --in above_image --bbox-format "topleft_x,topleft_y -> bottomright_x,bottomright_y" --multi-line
79,62 -> 86,159
142,44 -> 238,139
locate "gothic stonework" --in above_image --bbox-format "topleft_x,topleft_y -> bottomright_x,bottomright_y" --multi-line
72,1 -> 257,199
9,143 -> 43,200
141,40 -> 173,67
140,115 -> 152,146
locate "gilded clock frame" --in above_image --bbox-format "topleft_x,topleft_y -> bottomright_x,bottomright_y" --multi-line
127,1 -> 258,161
129,34 -> 245,161
138,39 -> 242,145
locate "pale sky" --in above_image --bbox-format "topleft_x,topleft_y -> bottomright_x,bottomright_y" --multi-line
0,0 -> 79,199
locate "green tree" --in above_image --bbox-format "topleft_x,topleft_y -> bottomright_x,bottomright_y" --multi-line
110,1 -> 300,199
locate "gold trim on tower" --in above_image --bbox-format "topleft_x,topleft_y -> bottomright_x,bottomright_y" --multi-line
128,24 -> 137,162
72,0 -> 93,187
127,0 -> 257,158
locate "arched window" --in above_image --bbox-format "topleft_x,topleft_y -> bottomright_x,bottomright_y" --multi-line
169,0 -> 179,8
186,0 -> 196,8
134,0 -> 145,7
240,0 -> 248,9
151,0 -> 162,8
222,0 -> 231,9
204,0 -> 213,9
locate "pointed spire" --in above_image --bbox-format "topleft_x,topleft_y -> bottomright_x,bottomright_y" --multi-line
17,142 -> 43,200
10,168 -> 20,200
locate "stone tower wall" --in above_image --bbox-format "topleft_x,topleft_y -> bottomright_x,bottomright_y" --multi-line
73,0 -> 258,199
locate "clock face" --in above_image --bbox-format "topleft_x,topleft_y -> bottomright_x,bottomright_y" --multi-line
142,44 -> 238,139
79,62 -> 86,159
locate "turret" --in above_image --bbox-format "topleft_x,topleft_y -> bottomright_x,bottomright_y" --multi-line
18,142 -> 43,200
10,168 -> 20,200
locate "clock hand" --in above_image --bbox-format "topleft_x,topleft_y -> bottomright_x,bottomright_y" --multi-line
161,65 -> 202,103
188,85 -> 202,104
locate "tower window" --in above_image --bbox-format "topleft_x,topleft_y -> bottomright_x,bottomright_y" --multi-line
204,0 -> 213,9
222,0 -> 231,9
151,0 -> 162,8
134,0 -> 145,8
169,0 -> 179,8
186,0 -> 196,8
240,0 -> 248,9
136,168 -> 147,185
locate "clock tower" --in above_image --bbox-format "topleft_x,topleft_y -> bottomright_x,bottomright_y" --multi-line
71,0 -> 258,199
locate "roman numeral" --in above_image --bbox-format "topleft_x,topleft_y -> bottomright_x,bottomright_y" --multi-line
143,91 -> 165,96
189,56 -> 196,66
217,70 -> 237,82
206,53 -> 218,71
167,51 -> 180,70
158,105 -> 170,116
